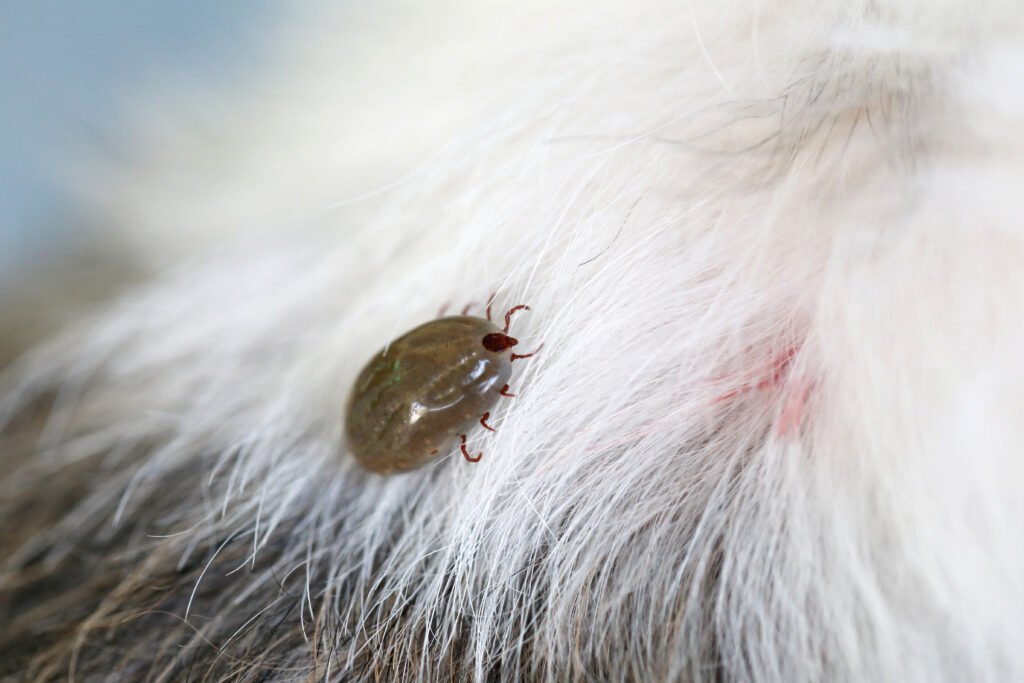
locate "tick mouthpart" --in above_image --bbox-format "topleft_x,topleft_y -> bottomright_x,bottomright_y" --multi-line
482,332 -> 519,352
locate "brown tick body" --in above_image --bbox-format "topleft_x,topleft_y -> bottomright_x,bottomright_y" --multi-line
345,305 -> 536,474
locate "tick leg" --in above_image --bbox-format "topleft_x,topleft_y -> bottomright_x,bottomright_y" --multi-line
503,305 -> 530,332
485,292 -> 496,322
461,302 -> 475,315
499,383 -> 516,397
480,412 -> 496,432
460,434 -> 483,463
437,302 -> 450,317
511,343 -> 544,362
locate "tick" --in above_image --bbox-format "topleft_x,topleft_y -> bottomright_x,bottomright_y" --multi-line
344,300 -> 538,474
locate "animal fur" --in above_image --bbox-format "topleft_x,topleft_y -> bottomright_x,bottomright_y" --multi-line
2,0 -> 1023,680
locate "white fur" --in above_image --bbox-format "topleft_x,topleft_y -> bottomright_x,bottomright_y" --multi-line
2,0 -> 1024,680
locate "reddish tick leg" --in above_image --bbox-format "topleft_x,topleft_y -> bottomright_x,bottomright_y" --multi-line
461,302 -> 475,315
503,305 -> 530,332
460,434 -> 482,463
437,303 -> 450,317
480,412 -> 496,432
511,343 -> 543,362
499,383 -> 516,397
485,292 -> 496,322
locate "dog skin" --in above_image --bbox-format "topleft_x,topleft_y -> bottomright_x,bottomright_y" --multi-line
2,0 -> 1023,680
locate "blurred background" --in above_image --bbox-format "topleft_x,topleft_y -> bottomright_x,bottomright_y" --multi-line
1,1 -> 280,272
0,1 -> 278,361
0,1 -> 541,365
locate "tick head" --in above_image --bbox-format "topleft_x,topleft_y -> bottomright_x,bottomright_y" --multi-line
481,332 -> 519,353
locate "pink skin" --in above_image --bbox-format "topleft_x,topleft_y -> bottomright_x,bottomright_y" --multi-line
777,381 -> 812,436
710,345 -> 811,436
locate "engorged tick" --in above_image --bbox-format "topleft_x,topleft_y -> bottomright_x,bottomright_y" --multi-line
344,301 -> 538,474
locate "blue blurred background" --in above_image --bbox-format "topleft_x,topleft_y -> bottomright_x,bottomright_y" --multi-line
0,1 -> 277,278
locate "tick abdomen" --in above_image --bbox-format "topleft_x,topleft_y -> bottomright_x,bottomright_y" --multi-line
345,315 -> 514,473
